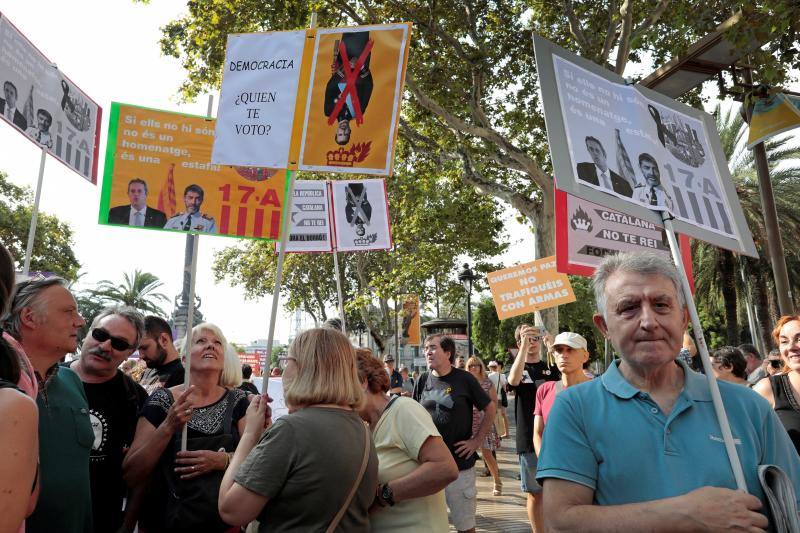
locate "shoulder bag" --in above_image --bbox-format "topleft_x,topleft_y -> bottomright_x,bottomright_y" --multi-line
326,420 -> 371,533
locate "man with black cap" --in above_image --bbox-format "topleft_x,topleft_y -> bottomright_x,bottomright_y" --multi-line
384,353 -> 403,396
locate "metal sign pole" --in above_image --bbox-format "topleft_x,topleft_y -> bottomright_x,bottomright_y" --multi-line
22,148 -> 47,276
329,181 -> 346,334
180,94 -> 214,451
661,212 -> 747,491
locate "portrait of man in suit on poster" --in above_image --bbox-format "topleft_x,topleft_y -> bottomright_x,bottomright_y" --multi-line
576,136 -> 633,198
108,178 -> 168,228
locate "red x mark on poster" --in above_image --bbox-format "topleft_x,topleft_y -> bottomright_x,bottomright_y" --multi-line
326,38 -> 374,126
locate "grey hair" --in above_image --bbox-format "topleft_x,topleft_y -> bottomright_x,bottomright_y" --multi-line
592,251 -> 685,318
2,277 -> 69,340
90,306 -> 145,347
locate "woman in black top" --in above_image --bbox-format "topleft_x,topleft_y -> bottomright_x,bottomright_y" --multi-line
754,314 -> 800,454
123,323 -> 248,532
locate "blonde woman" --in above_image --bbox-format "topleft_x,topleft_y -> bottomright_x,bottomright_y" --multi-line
123,323 -> 248,532
466,356 -> 502,496
219,327 -> 378,532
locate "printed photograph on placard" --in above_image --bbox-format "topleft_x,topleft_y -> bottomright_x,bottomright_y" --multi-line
100,102 -> 288,240
330,178 -> 392,251
552,55 -> 736,240
0,13 -> 101,183
298,23 -> 411,175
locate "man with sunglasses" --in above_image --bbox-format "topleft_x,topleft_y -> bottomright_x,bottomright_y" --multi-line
3,277 -> 91,533
70,307 -> 148,533
507,324 -> 560,533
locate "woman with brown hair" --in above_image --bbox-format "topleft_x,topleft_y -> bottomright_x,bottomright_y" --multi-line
355,348 -> 457,532
466,356 -> 503,495
218,327 -> 378,532
754,314 -> 800,453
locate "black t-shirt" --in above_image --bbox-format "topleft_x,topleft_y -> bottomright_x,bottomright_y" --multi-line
508,361 -> 560,454
82,371 -> 147,533
139,359 -> 185,395
238,381 -> 260,395
413,367 -> 490,470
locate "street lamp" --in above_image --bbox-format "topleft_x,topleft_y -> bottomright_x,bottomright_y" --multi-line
458,263 -> 478,357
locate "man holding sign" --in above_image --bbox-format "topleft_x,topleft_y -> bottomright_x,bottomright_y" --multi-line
536,252 -> 800,531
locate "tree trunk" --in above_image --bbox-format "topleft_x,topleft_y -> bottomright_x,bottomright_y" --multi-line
719,251 -> 739,345
753,276 -> 775,352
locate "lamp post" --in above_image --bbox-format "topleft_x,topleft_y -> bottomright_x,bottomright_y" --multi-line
458,263 -> 478,357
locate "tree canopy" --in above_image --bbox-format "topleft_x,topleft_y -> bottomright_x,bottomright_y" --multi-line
147,0 -> 799,333
0,171 -> 80,279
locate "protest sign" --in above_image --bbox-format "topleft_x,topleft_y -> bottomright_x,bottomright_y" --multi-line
212,31 -> 307,168
555,188 -> 694,288
747,92 -> 800,149
533,34 -> 757,257
100,102 -> 288,239
0,13 -> 101,183
297,23 -> 411,175
284,180 -> 332,252
487,256 -> 577,320
400,295 -> 421,346
330,178 -> 392,251
251,378 -> 288,421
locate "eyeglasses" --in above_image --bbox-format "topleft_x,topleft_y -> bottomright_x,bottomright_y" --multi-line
468,364 -> 481,369
769,359 -> 783,369
91,327 -> 134,351
278,356 -> 296,370
528,336 -> 542,342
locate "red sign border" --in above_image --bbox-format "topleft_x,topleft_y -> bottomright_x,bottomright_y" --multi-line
555,188 -> 695,293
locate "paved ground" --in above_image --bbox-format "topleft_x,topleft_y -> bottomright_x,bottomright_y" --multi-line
449,395 -> 532,532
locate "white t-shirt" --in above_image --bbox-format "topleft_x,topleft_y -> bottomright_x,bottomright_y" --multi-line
488,371 -> 508,392
371,397 -> 448,533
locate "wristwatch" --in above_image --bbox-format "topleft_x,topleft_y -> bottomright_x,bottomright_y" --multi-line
380,483 -> 396,507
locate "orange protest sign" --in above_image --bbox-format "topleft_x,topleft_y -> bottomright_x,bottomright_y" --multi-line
296,23 -> 411,176
100,103 -> 288,239
487,256 -> 576,320
400,295 -> 421,346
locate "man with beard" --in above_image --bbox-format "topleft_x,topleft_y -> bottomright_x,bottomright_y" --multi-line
70,307 -> 148,533
3,277 -> 90,533
138,315 -> 184,394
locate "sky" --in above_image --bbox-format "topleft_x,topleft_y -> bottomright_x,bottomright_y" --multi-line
0,1 -> 532,346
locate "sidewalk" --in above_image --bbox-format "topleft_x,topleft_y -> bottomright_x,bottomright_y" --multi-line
449,395 -> 532,532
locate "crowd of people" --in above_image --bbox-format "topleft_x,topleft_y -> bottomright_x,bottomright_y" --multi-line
2,242 -> 800,532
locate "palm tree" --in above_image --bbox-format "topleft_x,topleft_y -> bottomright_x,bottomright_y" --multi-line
692,103 -> 800,350
89,269 -> 170,317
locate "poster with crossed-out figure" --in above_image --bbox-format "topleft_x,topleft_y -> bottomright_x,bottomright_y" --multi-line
329,178 -> 392,251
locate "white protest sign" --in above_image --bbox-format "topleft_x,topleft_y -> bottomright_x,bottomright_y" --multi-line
330,179 -> 392,251
533,34 -> 757,257
285,180 -> 332,252
212,31 -> 306,168
0,13 -> 101,183
252,377 -> 288,421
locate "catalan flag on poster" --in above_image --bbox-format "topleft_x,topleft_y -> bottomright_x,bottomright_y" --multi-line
747,92 -> 800,149
99,102 -> 288,240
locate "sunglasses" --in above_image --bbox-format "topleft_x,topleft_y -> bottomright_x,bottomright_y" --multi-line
91,327 -> 134,351
468,364 -> 481,369
528,336 -> 542,341
769,359 -> 782,369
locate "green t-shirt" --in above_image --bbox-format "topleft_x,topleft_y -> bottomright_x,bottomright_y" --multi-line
27,366 -> 93,533
370,397 -> 448,533
235,406 -> 378,532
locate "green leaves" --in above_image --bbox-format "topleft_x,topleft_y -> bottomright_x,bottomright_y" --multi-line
0,171 -> 80,279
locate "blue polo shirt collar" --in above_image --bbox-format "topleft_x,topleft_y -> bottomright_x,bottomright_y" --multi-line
601,358 -> 712,402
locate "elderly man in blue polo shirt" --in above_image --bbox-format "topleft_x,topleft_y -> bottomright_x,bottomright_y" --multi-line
536,251 -> 800,531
